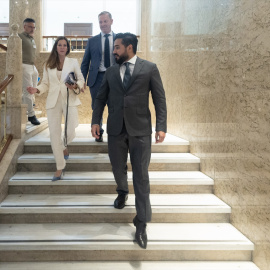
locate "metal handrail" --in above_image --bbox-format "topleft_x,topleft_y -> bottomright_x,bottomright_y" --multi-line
0,75 -> 14,162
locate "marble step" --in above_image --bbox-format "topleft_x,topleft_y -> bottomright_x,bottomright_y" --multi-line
0,261 -> 261,270
26,117 -> 48,134
8,171 -> 213,194
24,137 -> 189,154
17,153 -> 200,172
0,194 -> 230,223
0,223 -> 254,262
24,126 -> 189,153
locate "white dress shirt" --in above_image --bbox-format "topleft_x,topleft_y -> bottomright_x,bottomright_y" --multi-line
120,55 -> 137,81
99,31 -> 114,72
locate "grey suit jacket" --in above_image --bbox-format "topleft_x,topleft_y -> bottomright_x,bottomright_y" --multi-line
92,57 -> 167,136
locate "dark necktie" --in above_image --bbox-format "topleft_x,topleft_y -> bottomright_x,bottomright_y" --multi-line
104,34 -> 110,68
123,62 -> 131,90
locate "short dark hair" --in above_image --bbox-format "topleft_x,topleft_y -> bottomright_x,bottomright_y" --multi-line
115,33 -> 138,54
23,18 -> 35,24
98,11 -> 112,19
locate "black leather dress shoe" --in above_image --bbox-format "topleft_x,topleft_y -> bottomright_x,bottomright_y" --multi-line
133,216 -> 147,249
114,194 -> 128,209
28,115 -> 40,125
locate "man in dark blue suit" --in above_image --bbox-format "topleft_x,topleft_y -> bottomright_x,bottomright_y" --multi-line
81,11 -> 116,142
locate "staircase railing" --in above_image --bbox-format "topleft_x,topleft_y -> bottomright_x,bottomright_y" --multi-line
42,35 -> 141,51
0,36 -> 8,51
43,35 -> 91,51
0,75 -> 14,162
0,44 -> 7,51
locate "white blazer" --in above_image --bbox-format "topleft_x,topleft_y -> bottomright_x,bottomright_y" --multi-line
37,57 -> 85,110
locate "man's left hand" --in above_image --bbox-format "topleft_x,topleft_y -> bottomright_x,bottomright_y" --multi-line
155,131 -> 166,144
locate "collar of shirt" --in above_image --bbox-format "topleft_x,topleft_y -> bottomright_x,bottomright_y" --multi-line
124,55 -> 137,66
22,31 -> 34,39
120,55 -> 137,81
101,31 -> 113,37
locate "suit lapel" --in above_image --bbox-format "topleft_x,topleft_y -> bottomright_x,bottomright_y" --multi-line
98,33 -> 102,56
113,64 -> 123,87
125,57 -> 144,91
61,57 -> 70,82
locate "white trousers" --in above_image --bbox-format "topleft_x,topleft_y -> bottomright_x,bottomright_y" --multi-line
47,93 -> 79,170
22,64 -> 38,117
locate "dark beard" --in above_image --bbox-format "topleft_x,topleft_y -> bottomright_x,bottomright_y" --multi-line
114,54 -> 128,65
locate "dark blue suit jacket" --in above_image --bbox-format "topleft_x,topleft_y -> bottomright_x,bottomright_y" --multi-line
81,32 -> 116,88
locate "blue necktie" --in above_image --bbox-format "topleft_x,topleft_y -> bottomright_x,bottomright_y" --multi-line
123,62 -> 131,90
104,34 -> 110,68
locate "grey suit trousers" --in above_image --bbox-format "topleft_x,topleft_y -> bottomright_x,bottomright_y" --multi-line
108,122 -> 152,223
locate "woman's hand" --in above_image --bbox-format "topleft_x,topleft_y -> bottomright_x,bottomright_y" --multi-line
27,87 -> 38,94
65,83 -> 78,90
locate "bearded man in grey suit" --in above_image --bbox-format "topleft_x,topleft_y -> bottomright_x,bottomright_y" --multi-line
91,33 -> 167,249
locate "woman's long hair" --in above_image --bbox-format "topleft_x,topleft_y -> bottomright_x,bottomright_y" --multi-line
45,36 -> 70,70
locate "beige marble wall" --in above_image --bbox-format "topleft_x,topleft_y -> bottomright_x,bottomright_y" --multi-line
146,0 -> 270,269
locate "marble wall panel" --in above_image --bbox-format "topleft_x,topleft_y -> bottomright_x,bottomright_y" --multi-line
236,91 -> 270,160
231,207 -> 270,242
181,94 -> 197,124
199,157 -> 216,180
147,0 -> 270,269
215,178 -> 270,207
180,52 -> 198,97
214,156 -> 270,180
253,243 -> 270,270
198,51 -> 216,95
197,92 -> 239,123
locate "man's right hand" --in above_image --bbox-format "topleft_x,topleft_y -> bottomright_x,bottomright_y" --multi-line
91,124 -> 100,139
27,86 -> 38,94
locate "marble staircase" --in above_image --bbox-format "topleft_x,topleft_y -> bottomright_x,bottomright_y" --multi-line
0,125 -> 260,269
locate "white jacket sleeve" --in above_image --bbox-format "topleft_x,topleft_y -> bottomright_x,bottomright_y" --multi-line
36,66 -> 49,95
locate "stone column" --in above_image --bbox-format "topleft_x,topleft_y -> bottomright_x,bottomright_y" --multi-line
140,0 -> 150,60
6,24 -> 25,139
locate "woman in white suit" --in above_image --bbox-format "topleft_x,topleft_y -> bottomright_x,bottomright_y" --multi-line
27,36 -> 85,181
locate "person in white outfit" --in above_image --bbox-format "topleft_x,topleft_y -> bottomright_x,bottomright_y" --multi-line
27,36 -> 85,180
19,18 -> 40,125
